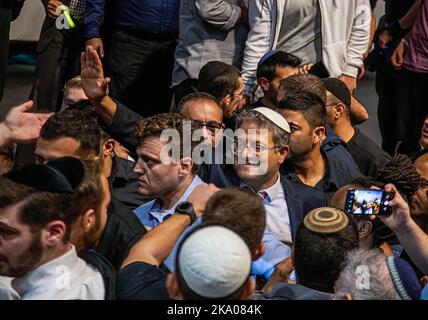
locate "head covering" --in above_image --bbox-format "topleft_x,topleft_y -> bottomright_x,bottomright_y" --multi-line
386,256 -> 421,300
304,207 -> 350,234
177,225 -> 252,299
258,50 -> 278,67
253,107 -> 291,133
322,78 -> 366,113
322,78 -> 351,108
3,157 -> 85,193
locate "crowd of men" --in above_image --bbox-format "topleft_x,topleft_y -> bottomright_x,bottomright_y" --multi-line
0,0 -> 427,300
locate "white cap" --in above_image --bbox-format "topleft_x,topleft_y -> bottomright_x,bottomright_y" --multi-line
178,225 -> 252,299
253,107 -> 291,133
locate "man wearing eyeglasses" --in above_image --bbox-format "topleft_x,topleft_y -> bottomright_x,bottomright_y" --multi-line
228,107 -> 327,243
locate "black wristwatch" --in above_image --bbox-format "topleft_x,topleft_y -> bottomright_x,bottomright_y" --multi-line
176,201 -> 197,224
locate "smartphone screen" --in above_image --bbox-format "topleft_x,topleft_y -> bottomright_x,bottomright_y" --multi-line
344,190 -> 394,215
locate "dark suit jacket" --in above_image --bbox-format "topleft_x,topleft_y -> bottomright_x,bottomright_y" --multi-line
200,164 -> 328,240
0,0 -> 25,101
103,100 -> 327,238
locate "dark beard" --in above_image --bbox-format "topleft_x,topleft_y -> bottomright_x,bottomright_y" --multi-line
3,231 -> 44,278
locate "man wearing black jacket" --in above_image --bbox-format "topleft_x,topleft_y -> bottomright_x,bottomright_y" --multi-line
0,0 -> 25,101
80,48 -> 327,242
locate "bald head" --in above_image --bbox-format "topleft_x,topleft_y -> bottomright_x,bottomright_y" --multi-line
415,153 -> 428,181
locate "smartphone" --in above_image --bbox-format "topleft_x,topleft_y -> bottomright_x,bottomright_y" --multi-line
344,189 -> 394,215
308,61 -> 330,78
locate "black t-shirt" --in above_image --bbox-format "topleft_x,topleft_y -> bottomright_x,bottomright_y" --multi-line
109,156 -> 147,210
117,262 -> 170,300
347,128 -> 390,178
96,196 -> 147,270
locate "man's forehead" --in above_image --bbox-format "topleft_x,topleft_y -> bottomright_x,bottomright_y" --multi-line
237,121 -> 273,141
137,137 -> 166,154
185,102 -> 222,121
0,203 -> 23,227
37,137 -> 81,153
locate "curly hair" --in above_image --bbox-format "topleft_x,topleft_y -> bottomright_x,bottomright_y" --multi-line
377,154 -> 428,204
135,113 -> 201,174
40,109 -> 101,158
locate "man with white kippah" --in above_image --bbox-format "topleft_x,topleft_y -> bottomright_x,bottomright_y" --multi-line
167,225 -> 254,300
230,107 -> 327,244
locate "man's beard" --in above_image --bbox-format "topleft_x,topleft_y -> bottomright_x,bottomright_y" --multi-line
0,231 -> 44,278
82,217 -> 102,249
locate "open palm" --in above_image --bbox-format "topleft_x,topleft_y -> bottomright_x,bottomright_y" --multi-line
80,46 -> 111,101
4,101 -> 52,142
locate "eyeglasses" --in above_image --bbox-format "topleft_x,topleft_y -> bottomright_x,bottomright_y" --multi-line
233,143 -> 281,156
193,120 -> 225,135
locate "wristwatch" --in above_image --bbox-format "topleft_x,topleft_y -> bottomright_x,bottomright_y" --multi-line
176,201 -> 197,224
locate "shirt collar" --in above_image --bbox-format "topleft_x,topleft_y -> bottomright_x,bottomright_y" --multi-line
259,174 -> 282,201
134,175 -> 205,226
12,245 -> 78,297
239,174 -> 281,203
110,156 -> 132,184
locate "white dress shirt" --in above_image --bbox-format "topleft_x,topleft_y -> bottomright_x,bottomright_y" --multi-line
0,246 -> 104,300
259,175 -> 292,243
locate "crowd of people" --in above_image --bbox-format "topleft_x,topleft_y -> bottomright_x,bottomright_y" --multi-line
0,0 -> 427,300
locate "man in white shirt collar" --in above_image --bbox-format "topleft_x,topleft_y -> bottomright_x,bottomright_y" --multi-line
0,177 -> 105,300
234,107 -> 293,242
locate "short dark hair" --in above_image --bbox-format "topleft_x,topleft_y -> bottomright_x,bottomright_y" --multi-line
279,74 -> 327,104
40,109 -> 101,158
178,92 -> 221,114
0,161 -> 103,244
135,113 -> 201,175
204,188 -> 266,253
0,177 -> 36,208
197,61 -> 241,99
294,215 -> 359,293
64,160 -> 104,231
278,91 -> 327,128
257,51 -> 301,81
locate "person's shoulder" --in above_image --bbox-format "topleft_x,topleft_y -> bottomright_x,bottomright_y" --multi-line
79,250 -> 117,300
109,196 -> 148,233
280,174 -> 326,200
117,262 -> 170,300
350,129 -> 390,159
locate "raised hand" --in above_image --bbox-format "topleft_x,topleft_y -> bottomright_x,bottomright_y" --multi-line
80,46 -> 111,102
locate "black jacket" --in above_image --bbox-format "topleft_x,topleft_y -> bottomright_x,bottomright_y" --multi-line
0,0 -> 25,101
200,164 -> 328,240
96,195 -> 147,270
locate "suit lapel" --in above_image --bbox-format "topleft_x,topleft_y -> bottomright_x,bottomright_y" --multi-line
280,175 -> 303,240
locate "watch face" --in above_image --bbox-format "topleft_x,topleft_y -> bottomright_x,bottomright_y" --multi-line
179,202 -> 192,212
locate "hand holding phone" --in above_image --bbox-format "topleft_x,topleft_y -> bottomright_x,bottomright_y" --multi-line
344,189 -> 394,215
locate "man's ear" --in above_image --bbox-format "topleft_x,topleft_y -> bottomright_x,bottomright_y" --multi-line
103,139 -> 116,158
240,278 -> 256,300
252,242 -> 266,261
81,209 -> 96,232
277,145 -> 290,164
220,95 -> 231,109
166,273 -> 183,300
333,103 -> 347,120
358,221 -> 373,239
258,77 -> 270,92
313,126 -> 326,144
42,220 -> 67,247
179,157 -> 194,177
